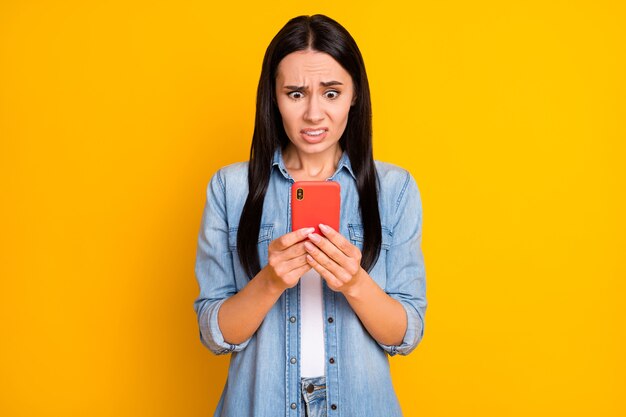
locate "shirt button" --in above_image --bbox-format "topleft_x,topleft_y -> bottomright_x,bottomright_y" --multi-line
289,316 -> 296,323
327,317 -> 334,323
331,404 -> 337,410
329,357 -> 335,364
291,403 -> 297,409
290,357 -> 297,364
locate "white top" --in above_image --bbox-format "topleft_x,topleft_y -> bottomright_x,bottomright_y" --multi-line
299,268 -> 326,377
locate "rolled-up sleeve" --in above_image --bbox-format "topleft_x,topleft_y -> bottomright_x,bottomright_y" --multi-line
193,169 -> 251,355
378,171 -> 427,356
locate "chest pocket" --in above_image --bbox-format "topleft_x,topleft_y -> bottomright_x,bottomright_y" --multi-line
347,223 -> 393,289
228,224 -> 274,289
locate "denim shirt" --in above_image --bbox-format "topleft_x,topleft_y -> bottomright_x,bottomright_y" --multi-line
193,148 -> 427,417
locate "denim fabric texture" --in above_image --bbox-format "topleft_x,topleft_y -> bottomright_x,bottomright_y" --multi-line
301,376 -> 327,417
193,147 -> 427,417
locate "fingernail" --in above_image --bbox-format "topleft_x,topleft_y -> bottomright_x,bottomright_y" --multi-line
319,223 -> 330,232
308,233 -> 321,243
304,241 -> 315,251
302,227 -> 315,235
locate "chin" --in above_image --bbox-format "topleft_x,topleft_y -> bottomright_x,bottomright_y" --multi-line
290,138 -> 341,155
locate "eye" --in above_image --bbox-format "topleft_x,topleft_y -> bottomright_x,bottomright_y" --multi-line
324,90 -> 340,100
287,91 -> 304,100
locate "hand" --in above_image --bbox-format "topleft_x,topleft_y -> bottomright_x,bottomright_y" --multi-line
264,227 -> 314,292
303,223 -> 367,296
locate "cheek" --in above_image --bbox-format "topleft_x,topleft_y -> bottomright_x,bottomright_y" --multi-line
331,104 -> 352,126
281,115 -> 297,139
277,101 -> 298,131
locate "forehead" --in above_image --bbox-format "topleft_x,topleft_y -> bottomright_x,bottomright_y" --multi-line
276,50 -> 352,83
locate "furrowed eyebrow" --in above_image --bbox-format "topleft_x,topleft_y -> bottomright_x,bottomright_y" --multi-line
283,80 -> 344,90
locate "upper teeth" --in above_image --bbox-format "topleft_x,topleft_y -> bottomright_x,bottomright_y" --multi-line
305,130 -> 325,135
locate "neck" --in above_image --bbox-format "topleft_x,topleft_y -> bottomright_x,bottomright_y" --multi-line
282,144 -> 343,181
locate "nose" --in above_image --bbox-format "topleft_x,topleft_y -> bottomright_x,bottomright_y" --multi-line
303,94 -> 324,123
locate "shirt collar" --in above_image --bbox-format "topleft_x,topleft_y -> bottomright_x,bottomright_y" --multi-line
271,147 -> 357,181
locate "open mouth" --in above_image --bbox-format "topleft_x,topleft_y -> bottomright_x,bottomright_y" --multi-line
300,128 -> 328,143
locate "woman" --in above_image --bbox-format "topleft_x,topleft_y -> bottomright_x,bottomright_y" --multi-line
193,14 -> 427,417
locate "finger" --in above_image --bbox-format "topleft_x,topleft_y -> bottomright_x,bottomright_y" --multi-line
279,241 -> 308,260
284,254 -> 310,273
284,263 -> 312,282
306,254 -> 343,289
272,227 -> 315,251
307,232 -> 350,267
304,241 -> 352,284
318,223 -> 360,259
268,242 -> 307,271
272,254 -> 309,278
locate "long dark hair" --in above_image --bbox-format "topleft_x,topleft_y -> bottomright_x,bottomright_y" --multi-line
237,14 -> 382,278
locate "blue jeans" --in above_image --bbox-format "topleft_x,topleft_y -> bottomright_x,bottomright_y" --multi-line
300,376 -> 327,417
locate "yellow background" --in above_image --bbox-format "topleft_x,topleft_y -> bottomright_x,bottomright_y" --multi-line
1,0 -> 624,415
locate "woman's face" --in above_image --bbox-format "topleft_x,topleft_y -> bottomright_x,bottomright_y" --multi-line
275,50 -> 355,156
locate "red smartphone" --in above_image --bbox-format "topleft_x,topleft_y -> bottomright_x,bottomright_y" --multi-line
291,181 -> 340,236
